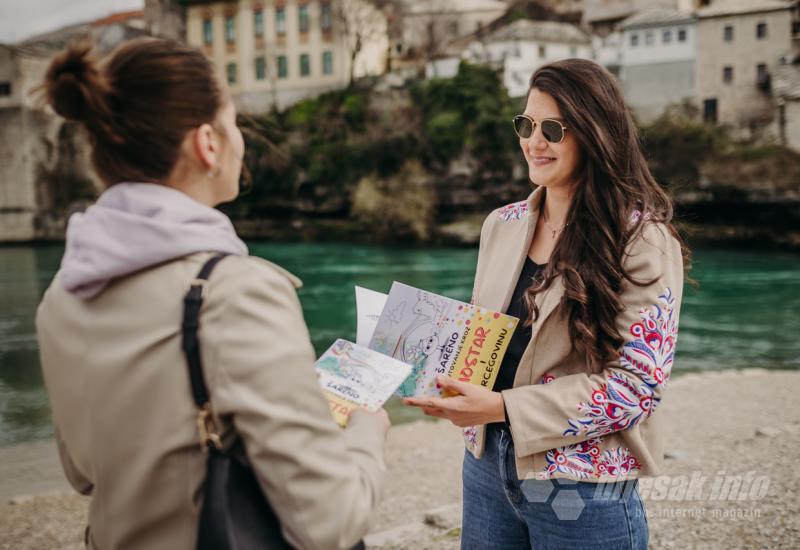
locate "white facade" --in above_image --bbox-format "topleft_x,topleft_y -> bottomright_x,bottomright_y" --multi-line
619,10 -> 696,122
497,41 -> 594,97
620,21 -> 695,66
463,20 -> 593,98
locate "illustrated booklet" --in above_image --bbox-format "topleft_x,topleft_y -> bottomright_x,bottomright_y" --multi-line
367,282 -> 519,398
314,338 -> 412,426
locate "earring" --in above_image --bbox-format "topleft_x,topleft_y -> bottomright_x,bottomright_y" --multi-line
206,165 -> 221,179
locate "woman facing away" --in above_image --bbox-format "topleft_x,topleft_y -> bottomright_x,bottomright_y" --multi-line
405,59 -> 688,548
36,38 -> 389,549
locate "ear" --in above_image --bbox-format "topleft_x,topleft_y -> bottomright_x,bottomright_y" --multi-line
191,122 -> 219,171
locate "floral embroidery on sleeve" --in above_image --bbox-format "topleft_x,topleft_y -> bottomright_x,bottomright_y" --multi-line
540,439 -> 642,480
463,425 -> 478,450
498,200 -> 529,222
563,289 -> 678,438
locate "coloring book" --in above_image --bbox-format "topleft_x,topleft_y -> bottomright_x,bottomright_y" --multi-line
368,282 -> 519,398
314,339 -> 412,426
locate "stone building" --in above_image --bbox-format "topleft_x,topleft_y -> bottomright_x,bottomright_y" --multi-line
619,7 -> 696,122
0,12 -> 146,241
184,0 -> 388,113
461,19 -> 593,97
773,54 -> 800,150
392,0 -> 509,69
583,0 -> 697,36
695,0 -> 795,134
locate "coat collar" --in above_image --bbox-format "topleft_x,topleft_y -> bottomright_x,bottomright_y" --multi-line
494,186 -> 565,336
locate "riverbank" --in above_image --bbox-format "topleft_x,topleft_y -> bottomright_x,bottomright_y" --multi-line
1,368 -> 799,549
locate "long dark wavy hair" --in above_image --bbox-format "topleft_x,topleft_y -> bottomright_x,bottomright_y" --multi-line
522,59 -> 690,373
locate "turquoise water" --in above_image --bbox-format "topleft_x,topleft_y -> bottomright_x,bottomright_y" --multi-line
1,243 -> 798,446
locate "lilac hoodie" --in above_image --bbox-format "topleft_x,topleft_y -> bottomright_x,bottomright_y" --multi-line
59,182 -> 248,299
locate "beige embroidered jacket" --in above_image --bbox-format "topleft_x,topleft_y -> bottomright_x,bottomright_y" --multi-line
465,187 -> 684,482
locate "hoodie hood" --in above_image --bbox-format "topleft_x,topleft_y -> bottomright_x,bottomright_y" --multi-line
60,182 -> 248,299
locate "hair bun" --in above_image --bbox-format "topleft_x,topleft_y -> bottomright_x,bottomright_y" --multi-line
44,41 -> 111,123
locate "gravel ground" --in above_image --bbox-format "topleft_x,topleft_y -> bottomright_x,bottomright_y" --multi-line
1,369 -> 798,549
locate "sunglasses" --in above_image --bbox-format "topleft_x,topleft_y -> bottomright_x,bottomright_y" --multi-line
512,115 -> 568,144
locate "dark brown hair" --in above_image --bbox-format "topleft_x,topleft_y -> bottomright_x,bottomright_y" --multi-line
522,59 -> 690,372
42,37 -> 223,185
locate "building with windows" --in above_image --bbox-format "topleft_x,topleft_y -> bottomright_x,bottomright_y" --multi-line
0,11 -> 146,241
392,0 -> 509,69
458,19 -> 592,97
583,0 -> 696,36
695,0 -> 794,132
619,7 -> 696,122
185,0 -> 387,112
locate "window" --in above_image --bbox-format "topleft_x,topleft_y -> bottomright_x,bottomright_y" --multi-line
321,2 -> 332,31
663,29 -> 672,43
723,25 -> 733,42
300,53 -> 310,76
276,7 -> 286,35
277,55 -> 288,78
723,66 -> 733,83
227,62 -> 237,84
448,20 -> 459,35
630,33 -> 639,47
225,15 -> 236,43
203,18 -> 213,45
0,82 -> 11,96
255,56 -> 266,80
538,44 -> 546,57
645,31 -> 654,45
254,10 -> 264,38
703,98 -> 717,124
756,22 -> 767,39
322,51 -> 333,74
569,46 -> 577,56
678,28 -> 687,42
299,4 -> 310,33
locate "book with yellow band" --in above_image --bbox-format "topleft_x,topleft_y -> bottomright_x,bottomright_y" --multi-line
368,282 -> 519,398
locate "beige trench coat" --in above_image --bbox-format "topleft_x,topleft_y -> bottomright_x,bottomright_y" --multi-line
465,187 -> 684,483
37,253 -> 386,550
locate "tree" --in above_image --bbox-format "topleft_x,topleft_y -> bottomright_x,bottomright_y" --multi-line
333,0 -> 388,86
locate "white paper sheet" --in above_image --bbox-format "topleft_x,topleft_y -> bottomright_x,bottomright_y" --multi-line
355,286 -> 388,347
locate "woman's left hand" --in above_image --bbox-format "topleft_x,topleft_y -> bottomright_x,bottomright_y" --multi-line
403,376 -> 506,427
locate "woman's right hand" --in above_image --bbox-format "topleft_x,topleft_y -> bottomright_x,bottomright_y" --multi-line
351,408 -> 391,433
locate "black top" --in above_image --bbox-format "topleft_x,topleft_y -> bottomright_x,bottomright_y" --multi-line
492,257 -> 545,395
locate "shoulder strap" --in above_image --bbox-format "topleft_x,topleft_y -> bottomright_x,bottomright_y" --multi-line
182,253 -> 229,409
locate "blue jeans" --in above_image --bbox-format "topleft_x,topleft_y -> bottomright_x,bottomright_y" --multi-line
461,424 -> 648,550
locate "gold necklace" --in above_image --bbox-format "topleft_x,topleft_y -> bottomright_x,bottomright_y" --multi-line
542,211 -> 568,239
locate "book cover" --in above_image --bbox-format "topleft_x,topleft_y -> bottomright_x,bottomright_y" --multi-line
315,339 -> 412,426
368,282 -> 519,398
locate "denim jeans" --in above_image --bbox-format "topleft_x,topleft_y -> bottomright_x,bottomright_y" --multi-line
461,423 -> 648,550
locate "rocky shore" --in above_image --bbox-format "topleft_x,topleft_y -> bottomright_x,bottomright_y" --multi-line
2,369 -> 799,549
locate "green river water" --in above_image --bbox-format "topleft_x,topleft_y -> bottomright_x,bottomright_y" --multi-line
1,243 -> 798,446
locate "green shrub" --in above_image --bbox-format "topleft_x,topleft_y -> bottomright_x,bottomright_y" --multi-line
425,111 -> 465,161
640,115 -> 726,189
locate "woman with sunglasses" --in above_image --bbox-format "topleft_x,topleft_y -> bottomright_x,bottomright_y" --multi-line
36,38 -> 389,549
404,59 -> 688,548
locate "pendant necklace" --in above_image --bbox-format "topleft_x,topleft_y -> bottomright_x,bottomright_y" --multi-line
543,210 -> 568,239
